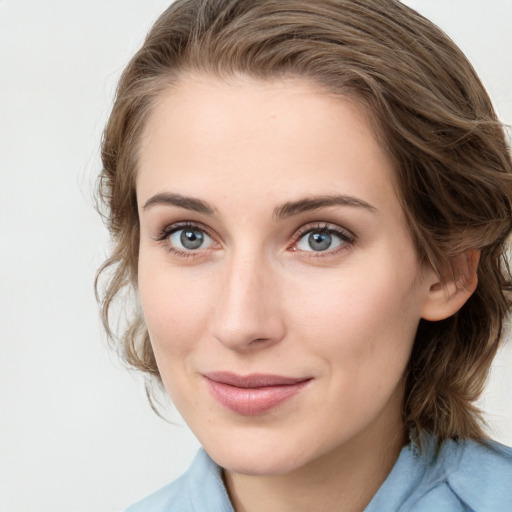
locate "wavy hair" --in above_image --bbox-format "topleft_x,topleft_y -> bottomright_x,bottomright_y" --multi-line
96,0 -> 512,444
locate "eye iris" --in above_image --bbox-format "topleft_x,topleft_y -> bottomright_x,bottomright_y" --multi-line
180,229 -> 204,249
308,232 -> 332,251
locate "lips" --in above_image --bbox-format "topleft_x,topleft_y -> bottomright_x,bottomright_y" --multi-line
203,372 -> 311,416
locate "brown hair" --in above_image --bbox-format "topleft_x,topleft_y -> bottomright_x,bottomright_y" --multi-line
96,0 -> 512,444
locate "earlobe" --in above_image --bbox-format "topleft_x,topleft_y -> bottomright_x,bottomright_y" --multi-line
421,250 -> 480,322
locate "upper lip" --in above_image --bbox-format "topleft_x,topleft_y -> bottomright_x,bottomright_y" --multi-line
203,371 -> 312,388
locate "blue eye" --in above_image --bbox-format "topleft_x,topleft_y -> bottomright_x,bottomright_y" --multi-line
296,227 -> 349,252
168,226 -> 214,251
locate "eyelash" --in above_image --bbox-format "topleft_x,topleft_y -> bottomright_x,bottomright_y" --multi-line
291,223 -> 356,257
155,222 -> 217,258
155,221 -> 356,259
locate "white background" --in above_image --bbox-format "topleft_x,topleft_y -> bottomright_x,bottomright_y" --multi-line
0,1 -> 511,511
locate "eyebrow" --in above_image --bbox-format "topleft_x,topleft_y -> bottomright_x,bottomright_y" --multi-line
273,195 -> 378,219
142,193 -> 216,215
141,192 -> 378,217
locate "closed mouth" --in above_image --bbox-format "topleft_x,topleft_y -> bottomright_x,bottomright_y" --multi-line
203,372 -> 312,415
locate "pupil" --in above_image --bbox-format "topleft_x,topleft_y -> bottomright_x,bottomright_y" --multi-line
181,229 -> 204,249
308,232 -> 331,251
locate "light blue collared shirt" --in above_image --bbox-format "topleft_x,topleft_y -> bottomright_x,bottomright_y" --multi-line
126,436 -> 512,511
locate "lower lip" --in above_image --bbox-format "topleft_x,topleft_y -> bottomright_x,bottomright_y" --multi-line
205,378 -> 310,416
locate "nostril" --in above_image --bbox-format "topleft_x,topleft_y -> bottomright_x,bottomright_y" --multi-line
209,268 -> 285,350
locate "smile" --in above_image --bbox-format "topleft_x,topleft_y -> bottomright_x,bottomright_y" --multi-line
203,372 -> 312,416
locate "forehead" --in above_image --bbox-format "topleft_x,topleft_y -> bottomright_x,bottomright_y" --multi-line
136,75 -> 399,215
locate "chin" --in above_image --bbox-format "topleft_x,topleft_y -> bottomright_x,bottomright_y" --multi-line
214,449 -> 307,477
201,430 -> 323,476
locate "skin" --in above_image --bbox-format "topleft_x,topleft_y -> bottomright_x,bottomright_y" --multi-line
136,75 -> 472,512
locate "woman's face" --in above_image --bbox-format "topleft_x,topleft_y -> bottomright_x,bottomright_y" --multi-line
136,75 -> 436,475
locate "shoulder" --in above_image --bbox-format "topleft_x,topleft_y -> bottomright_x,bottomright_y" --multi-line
444,438 -> 512,511
125,449 -> 234,512
125,475 -> 190,512
415,438 -> 512,512
366,436 -> 512,512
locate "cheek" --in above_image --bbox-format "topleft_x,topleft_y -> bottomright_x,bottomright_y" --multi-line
137,255 -> 212,358
286,259 -> 421,370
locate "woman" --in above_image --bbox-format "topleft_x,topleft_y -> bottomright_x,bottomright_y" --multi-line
96,0 -> 512,510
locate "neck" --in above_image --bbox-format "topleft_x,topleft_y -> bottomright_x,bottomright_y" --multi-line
223,398 -> 406,512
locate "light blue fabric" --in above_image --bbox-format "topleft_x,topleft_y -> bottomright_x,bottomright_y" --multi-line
126,437 -> 512,511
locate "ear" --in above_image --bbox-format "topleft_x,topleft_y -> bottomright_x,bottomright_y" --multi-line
421,249 -> 480,321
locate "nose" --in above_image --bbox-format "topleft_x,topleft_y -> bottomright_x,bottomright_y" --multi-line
209,251 -> 286,351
